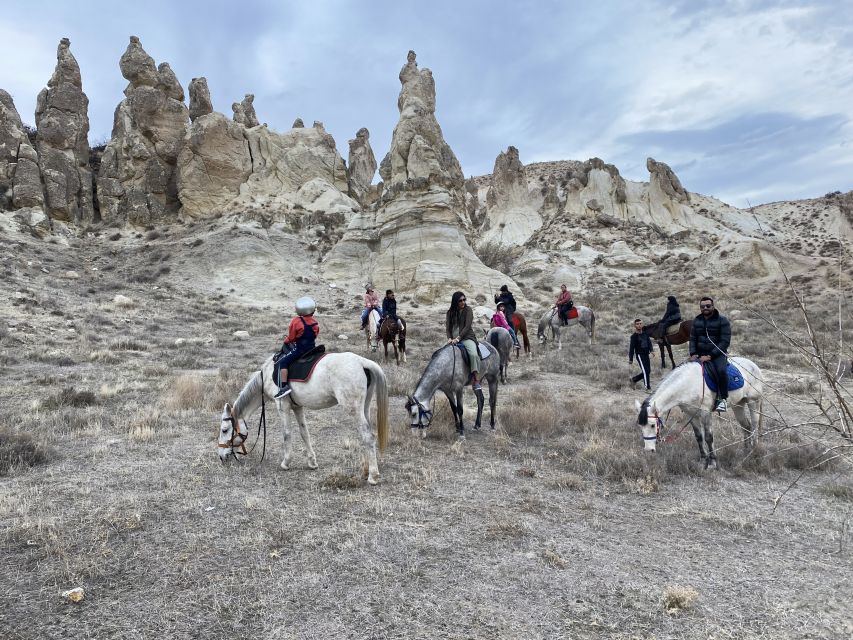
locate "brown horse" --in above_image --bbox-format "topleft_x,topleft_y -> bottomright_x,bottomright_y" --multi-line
643,319 -> 692,369
379,316 -> 407,365
511,312 -> 531,357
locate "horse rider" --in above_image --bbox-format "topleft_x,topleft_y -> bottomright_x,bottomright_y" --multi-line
360,284 -> 382,330
629,318 -> 653,390
274,296 -> 320,399
494,285 -> 520,344
446,291 -> 482,391
654,295 -> 682,341
492,301 -> 520,348
553,284 -> 573,326
689,296 -> 731,412
382,289 -> 403,333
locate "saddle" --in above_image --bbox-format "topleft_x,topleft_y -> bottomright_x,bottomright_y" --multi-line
454,342 -> 492,370
283,345 -> 327,383
665,323 -> 680,336
702,362 -> 745,393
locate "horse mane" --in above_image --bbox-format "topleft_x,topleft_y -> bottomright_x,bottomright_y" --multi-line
638,397 -> 649,425
650,360 -> 697,401
233,369 -> 264,416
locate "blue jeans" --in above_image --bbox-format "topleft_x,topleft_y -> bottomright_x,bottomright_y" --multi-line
361,308 -> 382,325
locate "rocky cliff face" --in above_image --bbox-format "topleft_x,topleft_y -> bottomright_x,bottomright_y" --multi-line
480,146 -> 542,246
347,127 -> 376,205
97,36 -> 189,225
325,51 -> 514,299
35,38 -> 93,223
0,90 -> 42,211
188,77 -> 213,122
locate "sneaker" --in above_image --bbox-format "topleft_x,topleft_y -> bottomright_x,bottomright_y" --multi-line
274,384 -> 292,399
630,376 -> 637,390
715,399 -> 727,412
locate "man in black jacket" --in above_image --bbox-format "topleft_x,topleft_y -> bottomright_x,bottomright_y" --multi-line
689,296 -> 731,412
629,318 -> 653,390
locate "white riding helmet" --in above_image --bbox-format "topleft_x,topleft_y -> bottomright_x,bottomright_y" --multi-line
295,296 -> 316,316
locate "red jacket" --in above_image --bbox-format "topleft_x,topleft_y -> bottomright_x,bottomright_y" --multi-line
284,315 -> 319,345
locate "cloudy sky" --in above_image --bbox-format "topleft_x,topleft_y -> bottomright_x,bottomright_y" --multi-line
2,0 -> 852,206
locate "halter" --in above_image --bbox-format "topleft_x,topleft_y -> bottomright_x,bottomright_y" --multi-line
218,411 -> 249,456
407,395 -> 434,427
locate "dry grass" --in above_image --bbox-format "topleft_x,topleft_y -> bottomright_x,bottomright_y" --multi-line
0,426 -> 53,475
127,409 -> 165,442
165,374 -> 207,411
500,386 -> 562,438
663,585 -> 699,613
40,387 -> 98,411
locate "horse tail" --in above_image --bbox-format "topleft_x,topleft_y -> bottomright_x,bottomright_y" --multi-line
489,330 -> 500,348
364,360 -> 389,451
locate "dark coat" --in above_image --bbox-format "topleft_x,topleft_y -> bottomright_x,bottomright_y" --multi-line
689,309 -> 731,358
494,292 -> 517,315
660,298 -> 681,325
446,305 -> 476,342
382,297 -> 397,320
629,332 -> 653,361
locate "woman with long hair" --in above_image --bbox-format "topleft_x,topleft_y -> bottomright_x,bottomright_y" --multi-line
445,291 -> 481,390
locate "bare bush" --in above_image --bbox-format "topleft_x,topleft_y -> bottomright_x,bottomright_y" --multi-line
0,426 -> 53,475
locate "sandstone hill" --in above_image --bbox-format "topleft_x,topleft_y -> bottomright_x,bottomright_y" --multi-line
1,37 -> 851,312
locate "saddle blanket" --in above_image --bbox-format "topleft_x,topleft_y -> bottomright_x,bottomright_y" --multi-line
703,362 -> 745,393
567,307 -> 579,320
274,345 -> 327,383
665,323 -> 680,336
454,342 -> 492,362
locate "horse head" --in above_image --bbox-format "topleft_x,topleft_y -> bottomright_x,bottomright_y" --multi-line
218,402 -> 249,460
405,394 -> 432,428
635,398 -> 660,452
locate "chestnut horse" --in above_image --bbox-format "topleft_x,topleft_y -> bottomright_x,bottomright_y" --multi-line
511,312 -> 531,357
643,320 -> 692,369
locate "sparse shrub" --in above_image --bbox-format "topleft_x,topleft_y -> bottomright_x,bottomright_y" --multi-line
548,473 -> 585,491
109,338 -> 148,352
41,387 -> 98,411
500,386 -> 562,438
541,547 -> 567,568
819,483 -> 853,502
127,410 -> 164,442
485,517 -> 530,540
663,585 -> 699,613
475,240 -> 516,274
165,374 -> 206,411
0,426 -> 53,475
319,472 -> 362,490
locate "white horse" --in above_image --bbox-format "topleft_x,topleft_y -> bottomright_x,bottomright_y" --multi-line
364,308 -> 381,352
218,352 -> 389,485
537,306 -> 596,349
635,357 -> 764,469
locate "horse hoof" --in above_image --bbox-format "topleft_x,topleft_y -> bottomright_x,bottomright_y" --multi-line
280,461 -> 290,470
307,459 -> 318,470
367,475 -> 379,486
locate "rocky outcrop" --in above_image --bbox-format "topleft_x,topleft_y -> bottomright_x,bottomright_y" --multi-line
480,146 -> 541,246
232,102 -> 246,125
1,90 -> 40,210
387,51 -> 463,187
97,36 -> 189,225
188,77 -> 213,121
563,158 -> 627,219
292,118 -> 304,128
647,157 -> 689,203
13,143 -> 44,209
347,127 -> 376,204
35,38 -> 93,222
326,51 -> 513,297
176,112 -> 252,217
241,94 -> 259,128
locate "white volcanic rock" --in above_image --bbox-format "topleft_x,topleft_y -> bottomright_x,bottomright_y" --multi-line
601,240 -> 654,269
347,127 -> 376,204
12,143 -> 44,209
97,36 -> 189,225
326,51 -> 515,299
240,94 -> 260,128
481,146 -> 542,246
294,177 -> 359,216
35,38 -> 94,223
176,112 -> 252,217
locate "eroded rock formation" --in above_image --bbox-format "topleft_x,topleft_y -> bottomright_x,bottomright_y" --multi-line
326,51 -> 513,297
480,146 -> 541,246
1,90 -> 41,210
97,36 -> 189,224
347,127 -> 376,204
241,94 -> 259,128
188,77 -> 213,122
35,38 -> 93,222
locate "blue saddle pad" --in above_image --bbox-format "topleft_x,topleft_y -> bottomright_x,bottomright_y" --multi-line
703,362 -> 745,393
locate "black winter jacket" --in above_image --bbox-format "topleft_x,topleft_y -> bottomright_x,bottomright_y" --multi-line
494,292 -> 517,315
660,298 -> 681,325
629,332 -> 653,361
382,297 -> 397,320
689,309 -> 731,358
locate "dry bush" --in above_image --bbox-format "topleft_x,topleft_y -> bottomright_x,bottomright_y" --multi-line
485,517 -> 530,540
548,472 -> 586,491
90,349 -> 120,364
0,426 -> 53,475
386,366 -> 418,397
165,374 -> 206,411
541,547 -> 567,569
819,483 -> 853,501
663,585 -> 699,613
207,368 -> 250,411
127,410 -> 164,442
109,338 -> 148,352
569,433 -> 665,482
319,471 -> 363,490
40,387 -> 98,411
475,241 -> 516,274
501,386 -> 562,438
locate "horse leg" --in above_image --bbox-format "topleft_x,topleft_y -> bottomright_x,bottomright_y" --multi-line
691,419 -> 707,465
666,342 -> 675,369
445,390 -> 463,435
736,401 -> 757,452
473,385 -> 484,430
488,377 -> 498,429
356,402 -> 380,485
702,414 -> 718,470
292,405 -> 318,469
279,405 -> 294,470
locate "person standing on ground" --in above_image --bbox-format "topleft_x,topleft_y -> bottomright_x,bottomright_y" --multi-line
689,296 -> 731,412
629,318 -> 653,390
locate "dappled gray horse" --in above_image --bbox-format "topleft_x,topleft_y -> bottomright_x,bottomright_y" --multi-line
406,342 -> 500,437
537,305 -> 596,349
486,326 -> 512,384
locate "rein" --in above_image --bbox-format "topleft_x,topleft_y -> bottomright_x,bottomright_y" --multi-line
220,370 -> 267,463
646,362 -> 708,445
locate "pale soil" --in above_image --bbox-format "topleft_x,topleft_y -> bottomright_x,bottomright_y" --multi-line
1,225 -> 851,639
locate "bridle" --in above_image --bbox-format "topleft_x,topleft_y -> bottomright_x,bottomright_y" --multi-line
407,395 -> 434,427
219,409 -> 249,456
